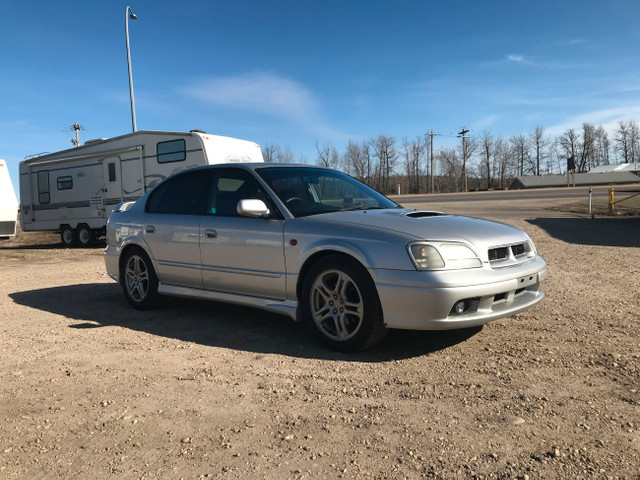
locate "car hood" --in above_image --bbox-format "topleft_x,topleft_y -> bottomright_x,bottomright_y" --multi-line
314,209 -> 528,246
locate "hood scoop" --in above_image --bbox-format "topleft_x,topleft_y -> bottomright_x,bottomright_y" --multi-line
404,210 -> 444,218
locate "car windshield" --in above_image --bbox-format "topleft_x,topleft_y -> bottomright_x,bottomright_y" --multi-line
257,166 -> 399,218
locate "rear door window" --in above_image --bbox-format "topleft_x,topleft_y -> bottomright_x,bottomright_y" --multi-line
147,170 -> 212,215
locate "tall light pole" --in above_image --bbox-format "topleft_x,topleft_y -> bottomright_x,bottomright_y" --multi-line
125,6 -> 138,132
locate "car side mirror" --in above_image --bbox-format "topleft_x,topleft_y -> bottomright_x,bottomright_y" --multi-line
237,199 -> 271,218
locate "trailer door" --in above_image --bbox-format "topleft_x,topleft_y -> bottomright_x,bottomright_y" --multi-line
103,156 -> 123,213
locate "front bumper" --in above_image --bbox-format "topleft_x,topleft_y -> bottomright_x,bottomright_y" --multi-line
372,257 -> 547,330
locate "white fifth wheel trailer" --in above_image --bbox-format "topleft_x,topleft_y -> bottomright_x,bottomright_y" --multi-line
20,130 -> 263,247
0,159 -> 19,238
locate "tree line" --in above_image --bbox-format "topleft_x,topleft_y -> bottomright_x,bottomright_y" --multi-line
262,120 -> 640,195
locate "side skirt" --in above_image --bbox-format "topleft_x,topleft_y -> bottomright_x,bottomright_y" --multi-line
157,283 -> 299,320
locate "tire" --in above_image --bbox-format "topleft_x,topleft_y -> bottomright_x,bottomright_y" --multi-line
120,247 -> 162,310
301,254 -> 387,352
60,225 -> 76,248
76,224 -> 93,248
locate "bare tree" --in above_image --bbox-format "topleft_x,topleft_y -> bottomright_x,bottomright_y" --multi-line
613,120 -> 640,163
494,137 -> 515,189
275,146 -> 294,163
344,140 -> 369,181
594,126 -> 610,167
262,143 -> 279,162
437,147 -> 463,193
315,141 -> 340,169
401,136 -> 425,194
361,142 -> 372,185
509,135 -> 530,176
631,121 -> 640,162
557,128 -> 579,171
577,123 -> 597,172
480,131 -> 495,189
370,135 -> 397,194
529,127 -> 549,175
614,121 -> 631,163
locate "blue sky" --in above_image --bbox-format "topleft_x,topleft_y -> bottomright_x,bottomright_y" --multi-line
2,1 -> 640,188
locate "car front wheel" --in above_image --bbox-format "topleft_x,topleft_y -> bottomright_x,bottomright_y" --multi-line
301,255 -> 386,352
121,247 -> 162,310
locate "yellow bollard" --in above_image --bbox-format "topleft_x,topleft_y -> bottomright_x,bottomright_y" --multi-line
609,187 -> 615,213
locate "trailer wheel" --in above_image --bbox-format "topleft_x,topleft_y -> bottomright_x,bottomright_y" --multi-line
60,225 -> 76,248
76,224 -> 93,248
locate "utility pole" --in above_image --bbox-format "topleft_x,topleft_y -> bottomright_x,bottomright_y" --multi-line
73,122 -> 81,146
425,131 -> 440,193
458,128 -> 470,192
66,122 -> 85,147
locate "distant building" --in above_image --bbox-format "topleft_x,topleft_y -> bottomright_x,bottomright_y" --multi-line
508,171 -> 640,190
589,162 -> 640,175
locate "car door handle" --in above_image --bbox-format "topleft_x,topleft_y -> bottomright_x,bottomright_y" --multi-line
204,229 -> 217,238
145,225 -> 155,233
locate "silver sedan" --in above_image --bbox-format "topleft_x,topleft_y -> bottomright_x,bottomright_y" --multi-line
105,164 -> 547,351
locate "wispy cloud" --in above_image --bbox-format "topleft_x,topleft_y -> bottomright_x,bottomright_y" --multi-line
504,54 -> 582,70
180,72 -> 356,140
472,114 -> 500,130
181,72 -> 332,131
507,54 -> 527,64
546,105 -> 640,137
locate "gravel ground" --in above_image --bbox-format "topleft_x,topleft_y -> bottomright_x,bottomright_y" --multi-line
0,213 -> 639,480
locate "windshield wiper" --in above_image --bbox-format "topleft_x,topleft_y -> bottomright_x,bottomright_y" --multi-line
340,203 -> 386,211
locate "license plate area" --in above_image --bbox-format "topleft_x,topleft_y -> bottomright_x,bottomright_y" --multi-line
517,273 -> 538,288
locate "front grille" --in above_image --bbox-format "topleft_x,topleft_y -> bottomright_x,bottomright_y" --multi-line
488,247 -> 509,261
488,242 -> 533,267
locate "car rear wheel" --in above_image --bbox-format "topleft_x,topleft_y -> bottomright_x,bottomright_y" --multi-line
301,255 -> 386,352
60,225 -> 76,248
121,247 -> 162,310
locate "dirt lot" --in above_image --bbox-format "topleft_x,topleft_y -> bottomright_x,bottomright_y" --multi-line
1,213 -> 639,479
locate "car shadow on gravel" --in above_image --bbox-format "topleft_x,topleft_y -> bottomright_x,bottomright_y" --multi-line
527,216 -> 640,247
0,241 -> 107,250
9,283 -> 481,362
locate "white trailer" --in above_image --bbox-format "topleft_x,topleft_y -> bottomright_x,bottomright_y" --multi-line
0,159 -> 19,238
19,130 -> 263,247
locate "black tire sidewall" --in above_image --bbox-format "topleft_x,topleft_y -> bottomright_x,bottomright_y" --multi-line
76,224 -> 93,248
301,255 -> 385,352
60,225 -> 76,248
121,247 -> 160,310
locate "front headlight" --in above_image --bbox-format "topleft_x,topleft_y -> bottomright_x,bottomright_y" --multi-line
408,242 -> 482,270
524,233 -> 538,255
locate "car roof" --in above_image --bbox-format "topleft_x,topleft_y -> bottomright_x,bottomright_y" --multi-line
187,163 -> 332,173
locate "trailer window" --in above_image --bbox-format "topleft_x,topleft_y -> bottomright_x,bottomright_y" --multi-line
157,139 -> 186,163
37,171 -> 50,204
108,162 -> 117,182
57,175 -> 73,190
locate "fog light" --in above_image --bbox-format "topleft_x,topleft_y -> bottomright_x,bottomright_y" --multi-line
453,301 -> 466,315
